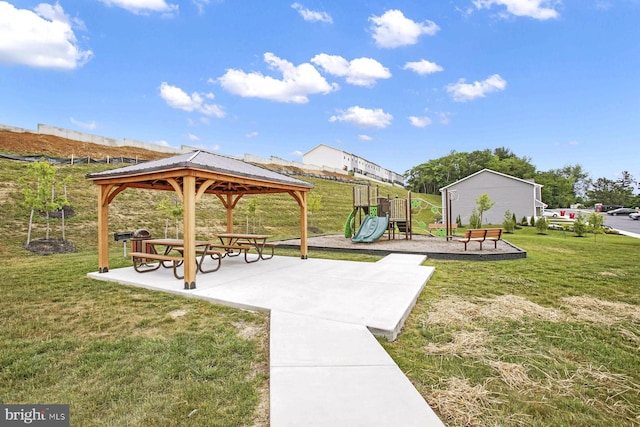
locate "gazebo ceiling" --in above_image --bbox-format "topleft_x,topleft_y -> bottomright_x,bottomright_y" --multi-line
86,150 -> 314,195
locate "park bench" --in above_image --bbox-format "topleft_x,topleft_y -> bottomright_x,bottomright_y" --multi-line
454,228 -> 503,251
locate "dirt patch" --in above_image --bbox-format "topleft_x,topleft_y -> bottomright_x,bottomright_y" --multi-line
25,238 -> 77,255
0,130 -> 169,160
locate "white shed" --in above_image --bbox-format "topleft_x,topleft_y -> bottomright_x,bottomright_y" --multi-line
440,169 -> 545,225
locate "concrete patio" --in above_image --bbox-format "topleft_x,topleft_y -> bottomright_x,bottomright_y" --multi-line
87,253 -> 445,426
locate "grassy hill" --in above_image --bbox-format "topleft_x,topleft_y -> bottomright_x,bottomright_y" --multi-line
0,158 -> 440,253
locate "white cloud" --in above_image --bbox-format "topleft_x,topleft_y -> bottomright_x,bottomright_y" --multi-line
408,116 -> 432,127
99,0 -> 178,15
187,133 -> 200,141
446,74 -> 507,102
436,112 -> 452,125
311,54 -> 391,87
473,0 -> 560,20
291,3 -> 333,23
245,131 -> 259,138
159,82 -> 226,118
192,0 -> 211,15
0,2 -> 93,70
358,134 -> 373,141
403,59 -> 443,75
369,10 -> 439,48
218,52 -> 338,103
291,150 -> 304,157
329,106 -> 393,129
70,117 -> 97,130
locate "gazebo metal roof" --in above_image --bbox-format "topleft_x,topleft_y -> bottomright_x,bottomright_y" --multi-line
87,150 -> 313,289
86,150 -> 314,193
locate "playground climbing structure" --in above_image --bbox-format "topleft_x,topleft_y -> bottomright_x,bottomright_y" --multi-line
345,184 -> 446,242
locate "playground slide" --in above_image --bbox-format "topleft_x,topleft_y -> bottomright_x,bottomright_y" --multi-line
351,215 -> 389,243
344,208 -> 357,238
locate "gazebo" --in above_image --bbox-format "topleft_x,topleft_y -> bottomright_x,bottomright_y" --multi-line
86,150 -> 314,289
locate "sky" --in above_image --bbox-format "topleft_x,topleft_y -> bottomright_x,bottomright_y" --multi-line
0,0 -> 639,186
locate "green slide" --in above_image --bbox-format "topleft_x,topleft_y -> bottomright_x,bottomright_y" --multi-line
351,215 -> 389,243
344,208 -> 357,237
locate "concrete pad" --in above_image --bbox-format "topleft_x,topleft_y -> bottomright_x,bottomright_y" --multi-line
270,311 -> 394,367
89,255 -> 435,340
271,365 -> 444,427
88,254 -> 444,426
270,311 -> 444,427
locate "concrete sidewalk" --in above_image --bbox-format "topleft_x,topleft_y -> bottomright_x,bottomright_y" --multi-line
88,254 -> 444,426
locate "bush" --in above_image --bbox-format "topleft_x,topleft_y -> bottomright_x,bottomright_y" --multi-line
535,216 -> 547,234
469,209 -> 482,229
521,216 -> 529,226
502,210 -> 515,233
573,214 -> 588,237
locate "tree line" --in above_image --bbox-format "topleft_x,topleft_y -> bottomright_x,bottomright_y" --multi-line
405,148 -> 639,208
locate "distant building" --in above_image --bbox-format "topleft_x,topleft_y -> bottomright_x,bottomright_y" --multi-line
440,169 -> 546,225
302,144 -> 405,186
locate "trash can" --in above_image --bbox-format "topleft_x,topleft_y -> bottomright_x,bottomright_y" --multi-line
131,229 -> 152,253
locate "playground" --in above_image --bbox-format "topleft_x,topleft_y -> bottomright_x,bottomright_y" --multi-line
344,184 -> 451,242
275,184 -> 525,260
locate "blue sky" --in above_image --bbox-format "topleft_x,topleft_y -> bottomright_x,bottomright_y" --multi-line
1,0 -> 639,185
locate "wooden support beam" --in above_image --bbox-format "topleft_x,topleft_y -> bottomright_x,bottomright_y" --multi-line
182,175 -> 197,289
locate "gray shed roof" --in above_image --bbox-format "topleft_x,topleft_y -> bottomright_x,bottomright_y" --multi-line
86,150 -> 313,190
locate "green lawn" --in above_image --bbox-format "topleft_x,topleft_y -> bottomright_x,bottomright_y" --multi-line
382,227 -> 640,427
1,158 -> 639,426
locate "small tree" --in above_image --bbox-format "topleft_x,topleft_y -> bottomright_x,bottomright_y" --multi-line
469,208 -> 482,229
246,198 -> 258,233
587,212 -> 605,242
157,197 -> 183,238
502,210 -> 515,233
573,214 -> 588,237
307,192 -> 323,230
512,212 -> 521,229
456,214 -> 462,228
521,215 -> 529,226
21,160 -> 70,245
535,216 -> 548,234
475,193 -> 495,226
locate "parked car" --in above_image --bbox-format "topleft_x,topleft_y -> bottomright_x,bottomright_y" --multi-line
630,212 -> 640,220
543,210 -> 559,218
607,207 -> 638,216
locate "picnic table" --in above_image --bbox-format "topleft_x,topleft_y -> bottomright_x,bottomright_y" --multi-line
130,238 -> 222,279
214,233 -> 276,262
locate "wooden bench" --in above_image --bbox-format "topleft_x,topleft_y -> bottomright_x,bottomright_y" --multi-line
454,228 -> 503,251
130,251 -> 184,279
428,223 -> 457,236
484,228 -> 503,248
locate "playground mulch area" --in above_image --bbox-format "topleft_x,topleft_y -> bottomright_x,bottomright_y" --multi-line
278,233 -> 526,261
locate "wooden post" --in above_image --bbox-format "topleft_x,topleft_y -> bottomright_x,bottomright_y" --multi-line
226,194 -> 234,233
183,175 -> 197,289
299,191 -> 308,259
97,185 -> 110,272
